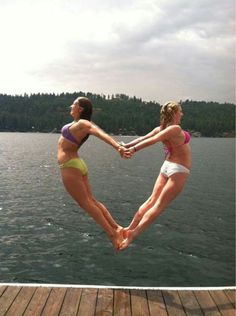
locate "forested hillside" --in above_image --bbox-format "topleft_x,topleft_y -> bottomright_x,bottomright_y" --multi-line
0,92 -> 235,137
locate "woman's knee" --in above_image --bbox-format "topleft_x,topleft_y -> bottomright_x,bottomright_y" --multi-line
77,196 -> 93,210
154,186 -> 179,211
145,195 -> 157,209
153,200 -> 166,214
138,199 -> 152,218
143,207 -> 159,222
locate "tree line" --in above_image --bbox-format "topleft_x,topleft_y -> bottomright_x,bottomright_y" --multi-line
0,92 -> 235,137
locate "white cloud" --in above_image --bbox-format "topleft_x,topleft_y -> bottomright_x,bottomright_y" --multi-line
0,0 -> 235,103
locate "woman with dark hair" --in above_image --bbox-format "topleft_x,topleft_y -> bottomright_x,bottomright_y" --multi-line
58,96 -> 127,248
119,101 -> 191,250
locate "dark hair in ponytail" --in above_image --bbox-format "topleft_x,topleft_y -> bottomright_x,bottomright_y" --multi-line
75,97 -> 93,121
74,97 -> 93,146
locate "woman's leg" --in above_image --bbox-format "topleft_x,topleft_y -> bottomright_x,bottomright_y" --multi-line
119,173 -> 189,250
125,173 -> 168,231
61,168 -> 121,248
83,176 -> 121,230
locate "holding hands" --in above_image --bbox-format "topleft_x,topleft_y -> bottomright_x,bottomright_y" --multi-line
118,142 -> 136,159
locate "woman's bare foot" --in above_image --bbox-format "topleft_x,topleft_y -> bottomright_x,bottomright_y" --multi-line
122,227 -> 129,239
118,230 -> 134,250
110,226 -> 124,250
116,226 -> 125,249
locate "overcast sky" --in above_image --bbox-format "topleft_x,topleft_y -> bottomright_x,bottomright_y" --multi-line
0,0 -> 235,104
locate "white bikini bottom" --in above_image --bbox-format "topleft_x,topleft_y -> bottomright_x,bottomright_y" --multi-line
160,160 -> 190,178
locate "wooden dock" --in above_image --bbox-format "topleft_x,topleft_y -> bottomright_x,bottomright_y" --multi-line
0,285 -> 235,316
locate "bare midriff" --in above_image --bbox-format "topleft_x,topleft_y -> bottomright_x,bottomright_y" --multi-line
57,136 -> 80,164
164,143 -> 192,170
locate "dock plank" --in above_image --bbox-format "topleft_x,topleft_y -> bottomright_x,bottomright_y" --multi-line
4,287 -> 36,316
224,290 -> 235,308
0,286 -> 7,297
23,287 -> 52,316
162,290 -> 186,315
113,289 -> 131,316
0,285 -> 234,316
96,288 -> 113,315
147,289 -> 168,316
0,286 -> 21,316
194,290 -> 221,316
77,288 -> 98,316
59,287 -> 82,316
41,287 -> 67,316
0,285 -> 7,297
178,290 -> 203,316
130,289 -> 150,316
209,290 -> 235,316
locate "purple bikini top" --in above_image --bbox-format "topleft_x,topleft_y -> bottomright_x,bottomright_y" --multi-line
61,123 -> 80,146
164,130 -> 190,156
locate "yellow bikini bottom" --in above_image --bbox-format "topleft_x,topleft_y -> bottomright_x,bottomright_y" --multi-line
59,158 -> 88,176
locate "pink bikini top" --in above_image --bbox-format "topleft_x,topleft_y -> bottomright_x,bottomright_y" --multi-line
183,131 -> 191,144
164,130 -> 190,156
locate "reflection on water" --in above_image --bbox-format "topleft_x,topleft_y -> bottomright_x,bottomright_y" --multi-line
0,133 -> 235,286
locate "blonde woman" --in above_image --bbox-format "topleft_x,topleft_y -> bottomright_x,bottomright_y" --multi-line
119,101 -> 191,250
58,96 -> 128,249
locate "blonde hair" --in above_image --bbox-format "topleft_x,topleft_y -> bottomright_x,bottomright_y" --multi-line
160,101 -> 181,129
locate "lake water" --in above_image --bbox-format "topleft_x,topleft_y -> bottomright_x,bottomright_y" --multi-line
0,133 -> 235,287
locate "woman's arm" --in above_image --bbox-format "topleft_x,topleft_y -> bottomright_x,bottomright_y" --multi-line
81,120 -> 130,157
89,122 -> 120,149
124,126 -> 161,148
128,125 -> 182,153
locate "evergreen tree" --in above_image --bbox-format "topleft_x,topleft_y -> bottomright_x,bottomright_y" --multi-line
0,93 -> 235,137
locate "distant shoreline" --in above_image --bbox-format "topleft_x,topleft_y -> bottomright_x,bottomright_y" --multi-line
0,131 -> 235,138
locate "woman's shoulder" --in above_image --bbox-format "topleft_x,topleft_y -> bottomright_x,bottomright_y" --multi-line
154,126 -> 161,133
75,119 -> 92,129
166,125 -> 182,133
